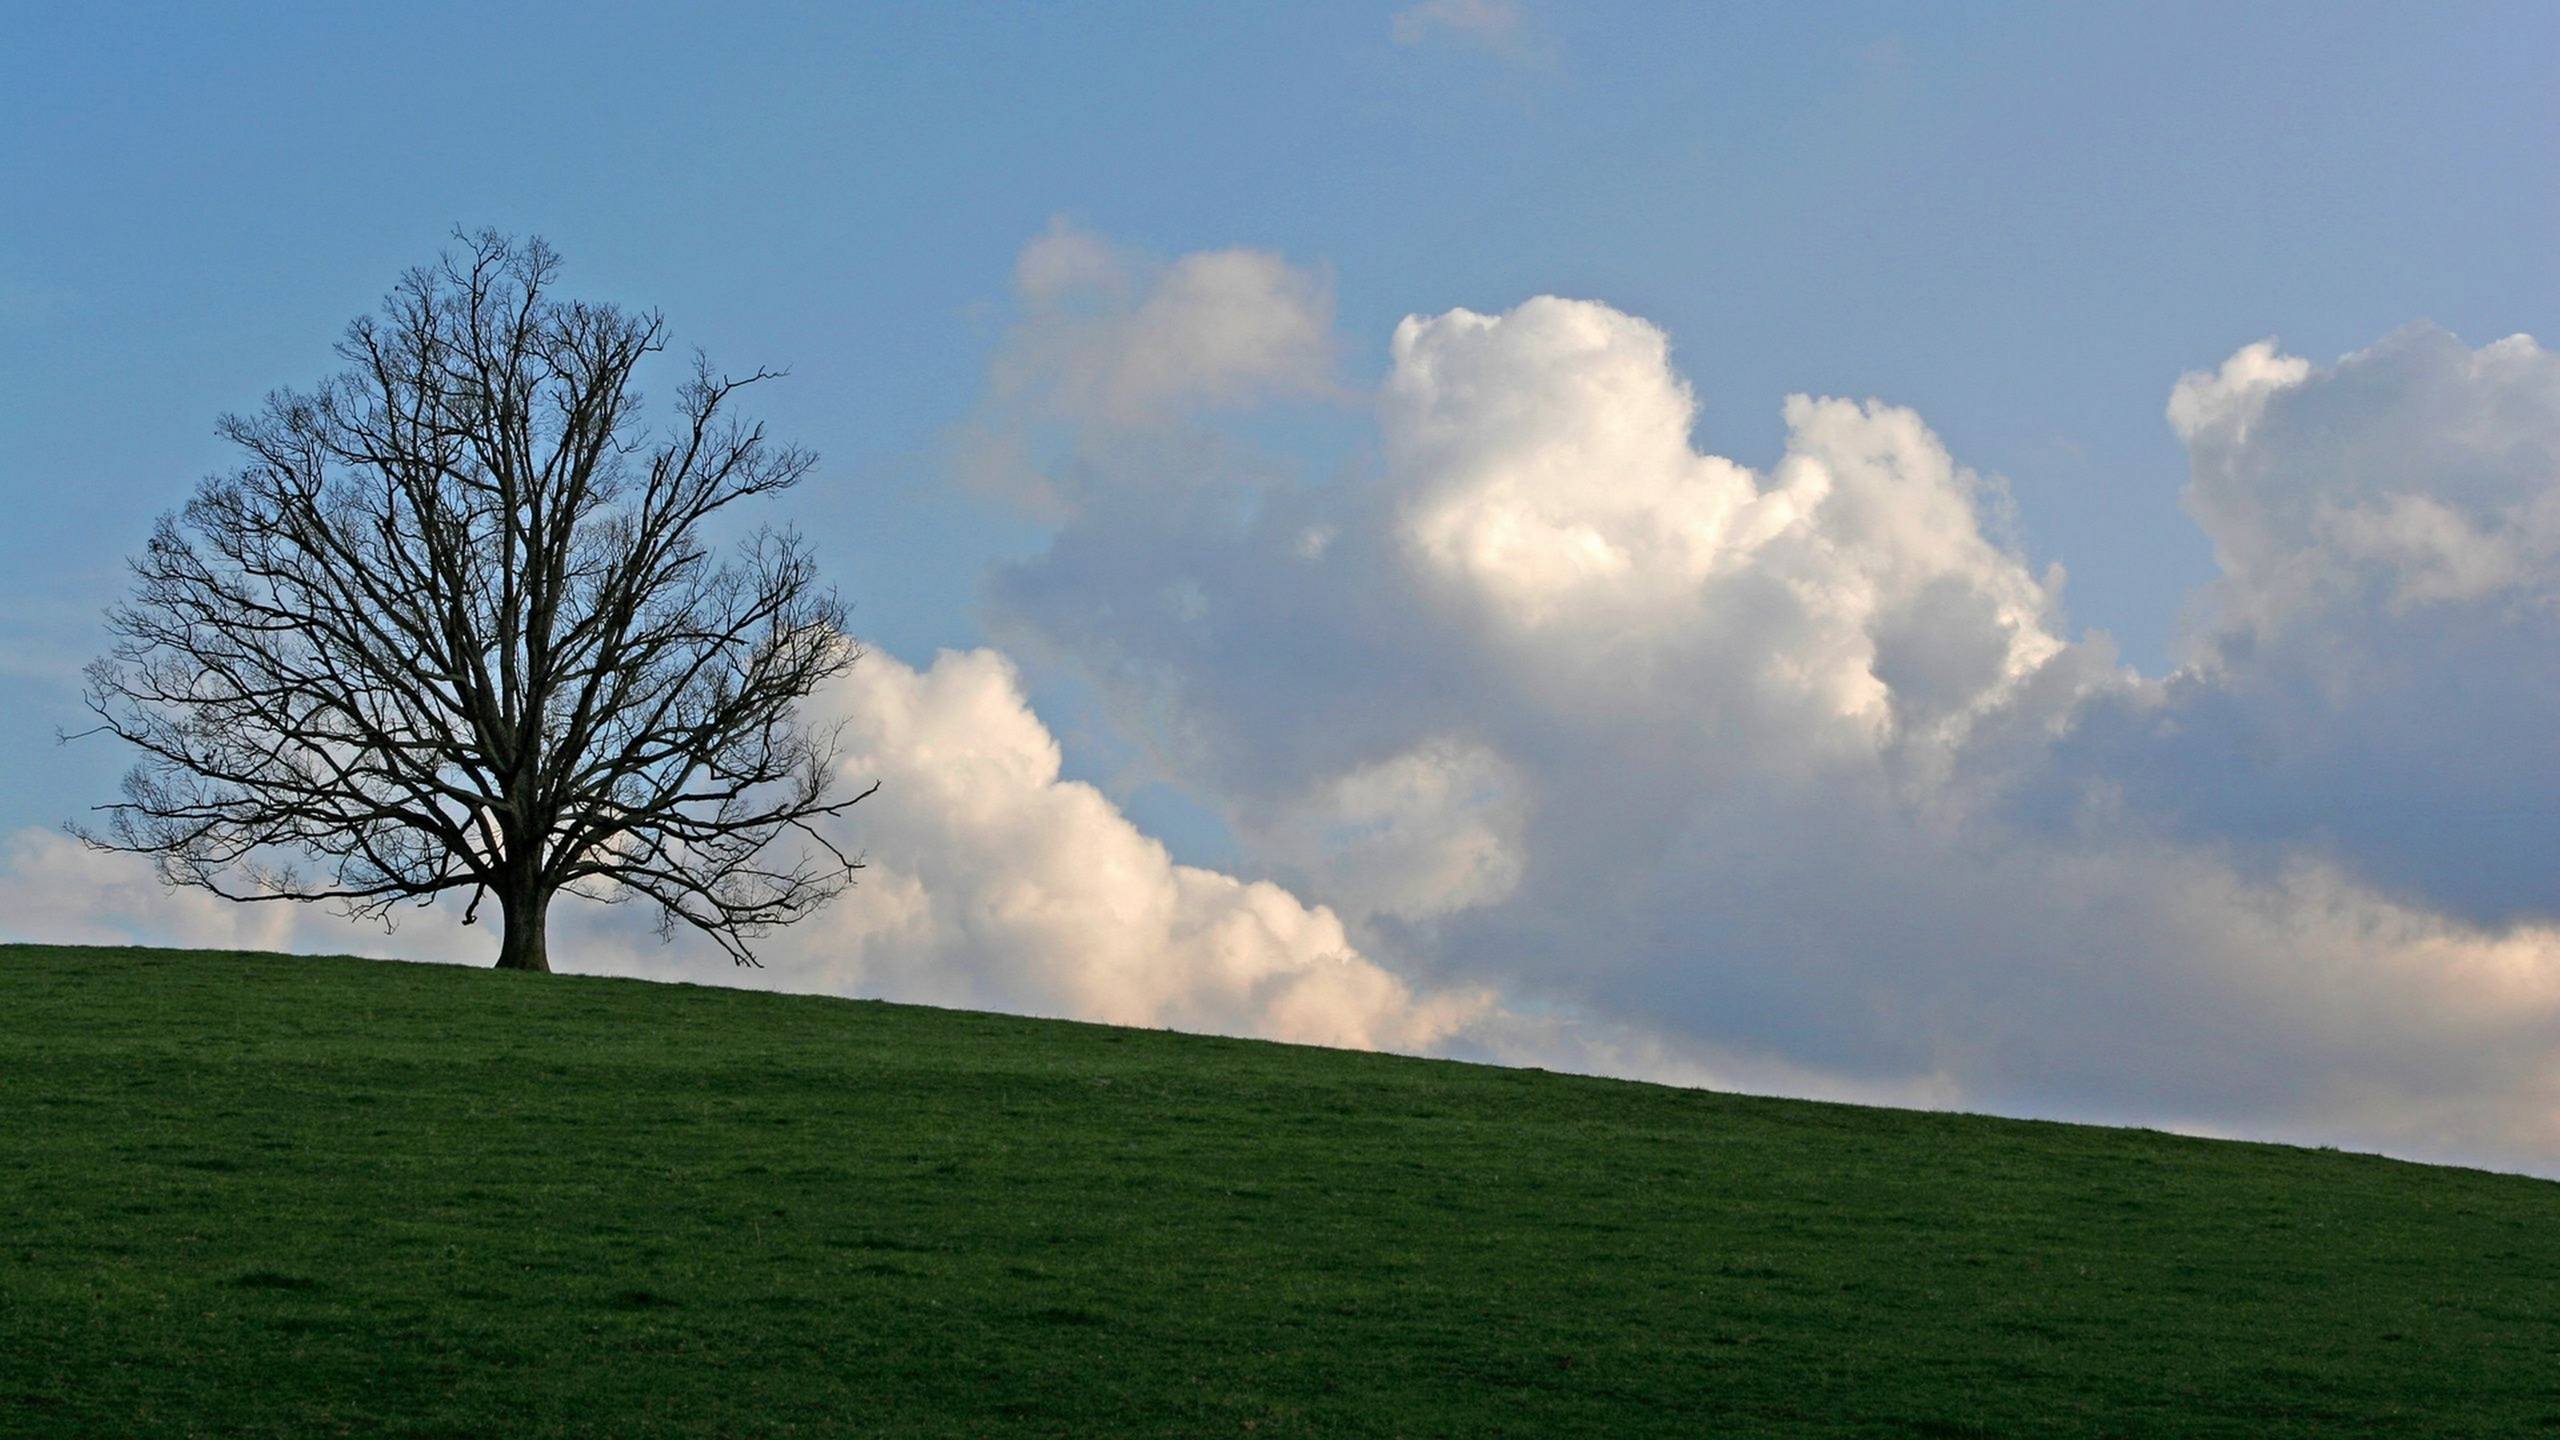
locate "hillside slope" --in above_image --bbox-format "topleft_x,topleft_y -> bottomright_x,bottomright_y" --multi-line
2,944 -> 2554,1437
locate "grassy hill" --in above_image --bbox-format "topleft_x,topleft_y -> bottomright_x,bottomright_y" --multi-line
2,944 -> 2554,1437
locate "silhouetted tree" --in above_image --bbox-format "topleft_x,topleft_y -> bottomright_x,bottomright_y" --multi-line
77,230 -> 873,971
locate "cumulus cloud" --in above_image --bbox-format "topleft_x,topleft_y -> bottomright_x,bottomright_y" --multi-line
1383,300 -> 2068,752
19,220 -> 2560,1177
979,235 -> 2560,1174
2042,326 -> 2560,926
2172,328 -> 2560,640
994,294 -> 2081,840
0,829 -> 311,955
995,219 -> 1336,429
757,647 -> 1491,1050
1246,737 -> 1527,923
951,221 -> 1342,523
0,649 -> 1492,1058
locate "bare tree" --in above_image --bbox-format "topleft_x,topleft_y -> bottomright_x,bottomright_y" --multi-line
76,230 -> 874,971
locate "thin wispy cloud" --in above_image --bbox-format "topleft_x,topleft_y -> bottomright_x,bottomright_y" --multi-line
1390,0 -> 1544,62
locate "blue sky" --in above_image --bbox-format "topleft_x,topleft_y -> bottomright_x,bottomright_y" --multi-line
6,3 -> 2559,1171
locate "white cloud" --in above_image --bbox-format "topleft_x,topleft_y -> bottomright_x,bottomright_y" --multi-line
2045,325 -> 2560,927
983,246 -> 2560,1175
0,649 -> 1495,1059
2172,328 -> 2560,645
1384,300 -> 2067,758
2165,337 -> 2310,447
764,648 -> 1491,1051
1247,737 -> 1526,923
994,218 -> 1336,431
0,830 -> 307,954
21,222 -> 2560,1178
994,293 -> 2081,813
954,221 -> 1342,524
0,827 -> 517,971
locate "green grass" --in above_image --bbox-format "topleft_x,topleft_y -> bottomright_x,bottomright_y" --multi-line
3,944 -> 2556,1437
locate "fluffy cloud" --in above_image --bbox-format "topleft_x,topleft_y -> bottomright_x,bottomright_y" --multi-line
995,219 -> 1336,430
951,221 -> 1342,524
980,237 -> 2560,1174
17,223 -> 2560,1176
762,648 -> 1490,1050
0,649 -> 1491,1058
1383,300 -> 2068,754
2174,327 -> 2560,640
2042,326 -> 2560,926
1245,737 -> 1527,923
995,294 -> 2084,875
0,829 -> 310,955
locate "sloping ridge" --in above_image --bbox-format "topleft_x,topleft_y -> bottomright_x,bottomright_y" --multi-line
3,943 -> 2554,1438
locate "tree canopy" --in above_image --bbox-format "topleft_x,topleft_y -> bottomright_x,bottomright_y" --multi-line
79,231 -> 872,970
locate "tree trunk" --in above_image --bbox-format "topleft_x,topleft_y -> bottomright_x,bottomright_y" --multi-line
494,879 -> 553,972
